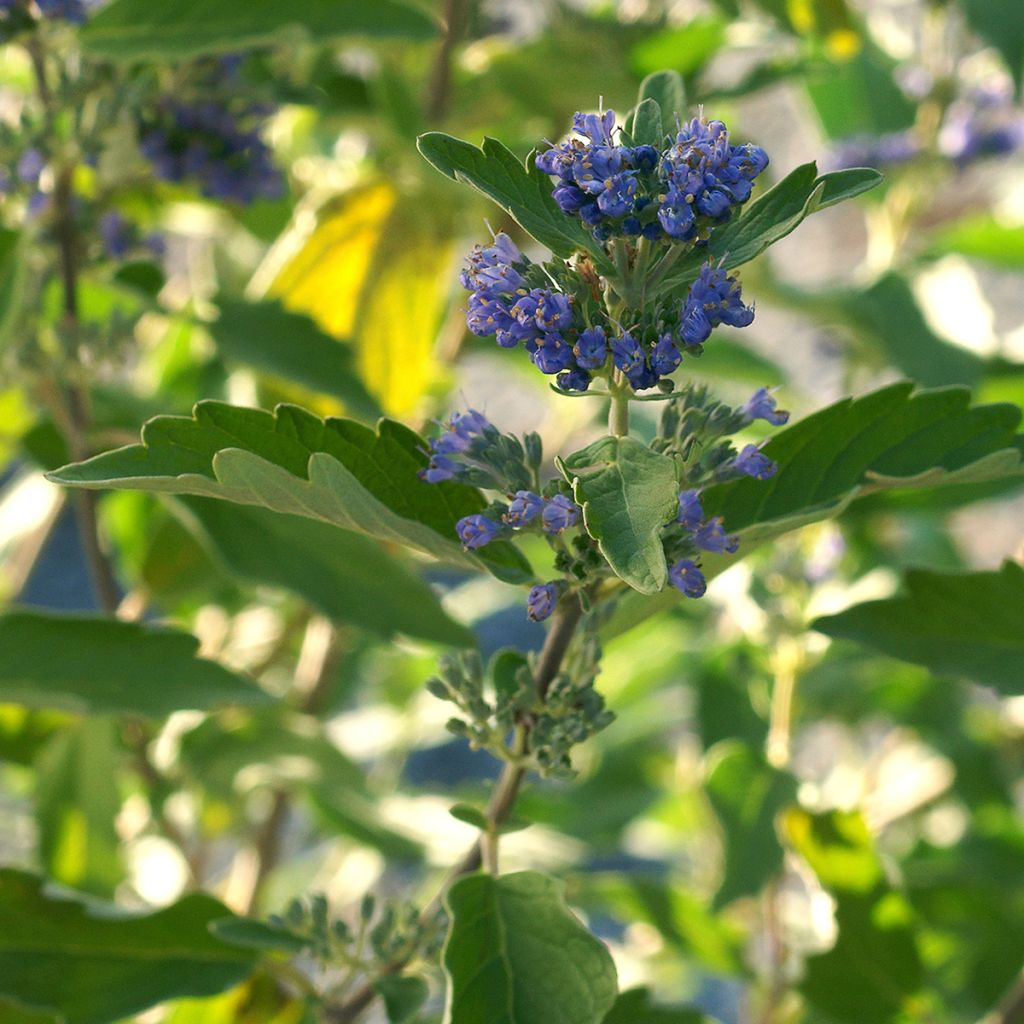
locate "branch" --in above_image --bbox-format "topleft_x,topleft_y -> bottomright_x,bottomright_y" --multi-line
982,973 -> 1024,1024
424,0 -> 472,123
321,594 -> 584,1024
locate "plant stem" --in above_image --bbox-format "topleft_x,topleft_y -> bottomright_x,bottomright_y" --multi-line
321,595 -> 584,1024
609,381 -> 630,437
766,635 -> 801,770
424,0 -> 472,122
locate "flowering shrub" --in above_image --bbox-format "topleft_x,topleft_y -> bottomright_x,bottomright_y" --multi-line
0,4 -> 1023,1024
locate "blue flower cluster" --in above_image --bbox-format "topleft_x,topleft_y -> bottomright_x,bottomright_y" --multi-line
537,110 -> 768,241
461,231 -> 755,393
141,97 -> 283,205
664,386 -> 788,599
99,211 -> 165,261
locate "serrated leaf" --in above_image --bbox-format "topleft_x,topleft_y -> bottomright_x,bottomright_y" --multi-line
178,498 -> 473,646
603,988 -> 717,1024
0,870 -> 257,1024
661,162 -> 882,293
785,810 -> 923,1024
80,0 -> 438,61
813,562 -> 1024,693
559,436 -> 679,594
606,383 -> 1024,636
705,742 -> 796,909
0,611 -> 267,718
443,871 -> 617,1024
47,401 -> 531,585
34,719 -> 124,897
209,299 -> 380,419
417,133 -> 614,275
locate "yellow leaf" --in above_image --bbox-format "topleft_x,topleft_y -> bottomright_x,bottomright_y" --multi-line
262,183 -> 454,415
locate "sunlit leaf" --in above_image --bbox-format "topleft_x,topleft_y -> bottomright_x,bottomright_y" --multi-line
629,20 -> 727,79
607,382 -> 1023,636
785,809 -> 924,1024
48,401 -> 532,585
558,436 -> 680,594
34,718 -> 124,897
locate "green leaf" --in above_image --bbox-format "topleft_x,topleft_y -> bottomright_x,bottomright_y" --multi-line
959,0 -> 1024,90
47,402 -> 532,585
0,999 -> 60,1024
838,273 -> 984,387
630,20 -> 728,79
603,988 -> 717,1024
0,227 -> 28,353
34,719 -> 124,897
374,976 -> 430,1024
178,498 -> 473,646
705,742 -> 796,909
558,435 -> 679,594
208,918 -> 308,955
804,46 -> 916,139
0,870 -> 257,1024
443,871 -> 618,1024
927,214 -> 1024,269
785,810 -> 923,1024
813,562 -> 1024,694
636,70 -> 686,122
663,162 -> 882,293
627,98 -> 665,147
80,0 -> 438,61
0,611 -> 268,718
606,382 -> 1023,637
449,803 -> 489,831
209,299 -> 380,420
416,133 -> 614,275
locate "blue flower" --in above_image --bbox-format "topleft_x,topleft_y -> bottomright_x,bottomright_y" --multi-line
734,444 -> 777,480
657,193 -> 696,240
17,148 -> 45,185
596,173 -> 638,217
100,211 -> 134,260
535,291 -> 575,332
466,294 -> 514,339
456,514 -> 503,549
460,233 -> 527,296
506,490 -> 544,527
680,263 -> 754,346
677,489 -> 704,531
742,388 -> 789,426
557,367 -> 592,392
531,332 -> 575,374
528,582 -> 560,622
542,494 -> 579,534
669,559 -> 707,598
422,455 -> 461,483
694,517 -> 739,554
574,326 -> 607,370
650,333 -> 682,376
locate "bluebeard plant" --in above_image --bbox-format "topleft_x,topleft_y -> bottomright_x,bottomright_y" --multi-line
425,101 -> 792,621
